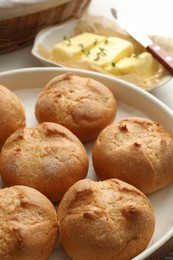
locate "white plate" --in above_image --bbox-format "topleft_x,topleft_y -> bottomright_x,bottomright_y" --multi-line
31,19 -> 172,92
0,67 -> 173,259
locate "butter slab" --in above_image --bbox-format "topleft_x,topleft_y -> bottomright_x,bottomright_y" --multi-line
51,32 -> 105,62
80,36 -> 134,68
105,52 -> 154,79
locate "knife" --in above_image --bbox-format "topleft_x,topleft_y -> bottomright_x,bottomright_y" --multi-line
111,8 -> 173,75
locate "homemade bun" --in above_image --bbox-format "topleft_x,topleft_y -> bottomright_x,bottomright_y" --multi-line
35,72 -> 116,142
0,122 -> 89,201
0,185 -> 58,260
58,178 -> 155,260
0,84 -> 25,149
92,117 -> 173,194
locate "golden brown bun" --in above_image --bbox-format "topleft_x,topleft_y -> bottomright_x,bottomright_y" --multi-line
92,117 -> 173,194
35,72 -> 116,142
58,178 -> 155,260
0,84 -> 25,149
0,185 -> 58,260
0,122 -> 89,201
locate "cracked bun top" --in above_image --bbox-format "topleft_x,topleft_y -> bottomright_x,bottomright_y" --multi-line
92,116 -> 173,194
0,185 -> 58,260
0,122 -> 89,201
35,72 -> 116,142
58,178 -> 155,260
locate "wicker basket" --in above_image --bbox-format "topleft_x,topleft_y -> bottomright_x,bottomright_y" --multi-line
0,0 -> 91,54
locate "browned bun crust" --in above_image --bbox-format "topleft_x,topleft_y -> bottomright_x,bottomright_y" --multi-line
0,185 -> 58,260
35,72 -> 116,142
92,117 -> 173,194
0,122 -> 89,201
0,84 -> 25,149
58,178 -> 155,260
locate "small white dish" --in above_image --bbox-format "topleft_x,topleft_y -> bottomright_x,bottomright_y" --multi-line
31,19 -> 172,91
0,67 -> 173,259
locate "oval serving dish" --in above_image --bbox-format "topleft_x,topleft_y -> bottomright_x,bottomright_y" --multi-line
0,67 -> 173,259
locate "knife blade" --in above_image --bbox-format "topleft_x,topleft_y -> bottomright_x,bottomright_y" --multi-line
111,8 -> 173,75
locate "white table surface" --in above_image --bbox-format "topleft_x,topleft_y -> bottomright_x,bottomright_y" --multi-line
0,0 -> 173,258
0,0 -> 173,111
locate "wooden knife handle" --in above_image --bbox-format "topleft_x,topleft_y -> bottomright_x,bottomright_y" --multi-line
147,43 -> 173,75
